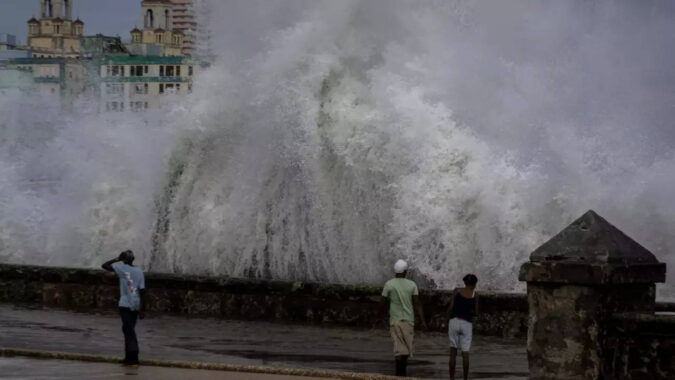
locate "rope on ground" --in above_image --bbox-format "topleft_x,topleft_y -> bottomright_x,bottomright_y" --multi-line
0,347 -> 413,380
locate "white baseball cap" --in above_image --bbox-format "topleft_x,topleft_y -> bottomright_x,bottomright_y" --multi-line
394,259 -> 408,273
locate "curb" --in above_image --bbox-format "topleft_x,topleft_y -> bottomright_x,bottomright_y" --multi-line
0,347 -> 412,380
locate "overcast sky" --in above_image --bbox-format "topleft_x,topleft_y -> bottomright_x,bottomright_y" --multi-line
0,0 -> 140,44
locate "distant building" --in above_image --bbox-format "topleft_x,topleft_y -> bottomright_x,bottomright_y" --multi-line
0,67 -> 36,96
27,0 -> 84,58
99,55 -> 194,112
170,0 -> 195,55
79,35 -> 131,98
4,57 -> 86,108
0,34 -> 31,60
0,34 -> 18,50
80,35 -> 130,60
170,0 -> 212,58
126,0 -> 184,57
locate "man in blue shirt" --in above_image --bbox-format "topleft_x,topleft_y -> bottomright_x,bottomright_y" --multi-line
102,250 -> 146,366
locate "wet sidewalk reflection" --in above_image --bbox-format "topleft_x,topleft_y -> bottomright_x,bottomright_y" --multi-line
0,305 -> 527,379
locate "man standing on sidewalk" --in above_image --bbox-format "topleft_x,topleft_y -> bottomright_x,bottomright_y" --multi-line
381,259 -> 427,377
102,250 -> 146,366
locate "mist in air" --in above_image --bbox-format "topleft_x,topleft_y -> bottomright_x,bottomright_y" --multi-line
1,0 -> 674,297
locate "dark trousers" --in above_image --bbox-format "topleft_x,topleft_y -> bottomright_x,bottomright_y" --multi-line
119,307 -> 139,364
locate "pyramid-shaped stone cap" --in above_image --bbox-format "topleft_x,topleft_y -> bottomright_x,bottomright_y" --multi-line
530,210 -> 659,264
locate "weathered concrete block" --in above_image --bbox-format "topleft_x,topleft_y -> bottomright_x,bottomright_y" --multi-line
519,210 -> 669,380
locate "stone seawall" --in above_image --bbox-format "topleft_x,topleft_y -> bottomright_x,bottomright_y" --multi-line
0,263 -> 527,337
605,313 -> 675,379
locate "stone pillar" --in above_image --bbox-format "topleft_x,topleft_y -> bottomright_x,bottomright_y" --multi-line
519,210 -> 665,380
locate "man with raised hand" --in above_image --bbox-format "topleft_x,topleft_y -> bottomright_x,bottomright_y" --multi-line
102,250 -> 146,366
381,259 -> 427,377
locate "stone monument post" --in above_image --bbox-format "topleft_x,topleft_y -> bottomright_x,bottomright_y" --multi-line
519,210 -> 666,380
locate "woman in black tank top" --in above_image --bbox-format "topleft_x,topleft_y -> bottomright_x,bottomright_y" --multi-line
447,274 -> 479,380
450,290 -> 477,322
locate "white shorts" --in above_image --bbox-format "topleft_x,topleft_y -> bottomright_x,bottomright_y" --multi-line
448,318 -> 473,352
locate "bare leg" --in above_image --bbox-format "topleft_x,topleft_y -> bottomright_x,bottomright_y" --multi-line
461,352 -> 470,380
449,347 -> 457,380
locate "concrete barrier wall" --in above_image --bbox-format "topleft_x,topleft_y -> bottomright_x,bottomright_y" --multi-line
0,263 -> 527,337
605,313 -> 675,379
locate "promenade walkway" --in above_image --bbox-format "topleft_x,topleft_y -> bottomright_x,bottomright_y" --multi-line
0,305 -> 527,379
0,357 -> 339,380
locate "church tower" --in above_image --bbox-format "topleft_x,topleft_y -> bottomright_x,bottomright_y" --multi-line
28,0 -> 83,58
128,0 -> 183,56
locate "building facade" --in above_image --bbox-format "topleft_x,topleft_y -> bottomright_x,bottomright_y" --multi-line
4,57 -> 86,108
0,34 -> 18,50
170,0 -> 195,56
0,34 -> 31,60
27,0 -> 84,58
126,0 -> 183,57
100,56 -> 194,112
170,0 -> 212,58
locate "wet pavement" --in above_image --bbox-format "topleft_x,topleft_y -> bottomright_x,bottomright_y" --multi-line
0,305 -> 527,379
0,357 -> 337,380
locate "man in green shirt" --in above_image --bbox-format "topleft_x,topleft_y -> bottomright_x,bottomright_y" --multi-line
381,259 -> 427,377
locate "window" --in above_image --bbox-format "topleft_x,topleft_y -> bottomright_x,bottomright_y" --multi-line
188,66 -> 193,76
176,66 -> 181,76
106,66 -> 111,76
159,83 -> 164,93
159,66 -> 164,76
188,83 -> 192,93
134,83 -> 149,95
55,25 -> 61,34
106,83 -> 123,95
111,65 -> 119,77
176,83 -> 181,93
145,10 -> 154,28
144,66 -> 148,74
165,65 -> 174,76
130,65 -> 144,77
156,34 -> 162,43
165,10 -> 170,28
131,101 -> 144,112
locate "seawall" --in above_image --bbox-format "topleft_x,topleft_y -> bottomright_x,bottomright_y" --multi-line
0,263 -> 527,337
